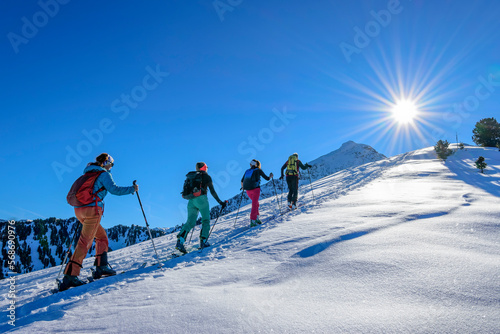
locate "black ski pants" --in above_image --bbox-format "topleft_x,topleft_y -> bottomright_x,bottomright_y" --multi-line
286,175 -> 299,204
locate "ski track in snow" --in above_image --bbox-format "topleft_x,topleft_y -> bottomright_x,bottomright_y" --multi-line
1,146 -> 500,333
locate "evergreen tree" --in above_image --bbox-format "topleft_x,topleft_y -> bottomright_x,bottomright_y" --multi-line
475,156 -> 487,173
472,117 -> 500,147
434,140 -> 453,160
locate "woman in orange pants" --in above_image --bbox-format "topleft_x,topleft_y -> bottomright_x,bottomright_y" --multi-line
60,153 -> 138,291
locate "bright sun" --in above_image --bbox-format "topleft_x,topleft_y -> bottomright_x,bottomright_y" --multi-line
391,100 -> 418,124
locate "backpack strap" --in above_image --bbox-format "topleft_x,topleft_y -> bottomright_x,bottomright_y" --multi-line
92,187 -> 105,215
199,172 -> 204,188
90,171 -> 106,215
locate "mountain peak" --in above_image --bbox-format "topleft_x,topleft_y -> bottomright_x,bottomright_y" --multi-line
339,140 -> 359,151
307,141 -> 386,180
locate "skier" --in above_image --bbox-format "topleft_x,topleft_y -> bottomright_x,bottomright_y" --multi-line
60,153 -> 138,291
241,159 -> 273,227
279,153 -> 312,210
176,162 -> 227,253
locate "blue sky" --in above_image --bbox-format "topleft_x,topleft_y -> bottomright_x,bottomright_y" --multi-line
2,0 -> 499,228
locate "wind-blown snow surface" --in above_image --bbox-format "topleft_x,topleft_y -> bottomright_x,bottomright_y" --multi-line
2,146 -> 499,333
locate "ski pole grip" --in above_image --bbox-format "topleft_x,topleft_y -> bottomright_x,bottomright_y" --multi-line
133,180 -> 137,185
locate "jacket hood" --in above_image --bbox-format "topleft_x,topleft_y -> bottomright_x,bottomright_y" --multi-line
84,164 -> 107,174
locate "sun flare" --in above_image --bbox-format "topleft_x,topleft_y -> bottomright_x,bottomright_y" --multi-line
391,100 -> 418,124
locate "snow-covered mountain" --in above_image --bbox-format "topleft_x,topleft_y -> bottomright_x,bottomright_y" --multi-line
308,140 -> 386,179
211,140 -> 386,218
2,145 -> 498,333
0,218 -> 174,279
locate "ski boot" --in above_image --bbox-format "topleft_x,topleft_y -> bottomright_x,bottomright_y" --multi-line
93,251 -> 116,279
199,238 -> 210,249
59,274 -> 85,291
93,264 -> 116,279
176,237 -> 187,254
250,220 -> 258,227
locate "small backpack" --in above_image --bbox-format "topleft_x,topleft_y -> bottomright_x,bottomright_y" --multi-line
286,155 -> 299,176
181,171 -> 204,200
67,171 -> 105,207
242,168 -> 259,190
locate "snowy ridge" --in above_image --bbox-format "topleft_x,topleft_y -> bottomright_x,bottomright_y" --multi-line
1,145 -> 499,333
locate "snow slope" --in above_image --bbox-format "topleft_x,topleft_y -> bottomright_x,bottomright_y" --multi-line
210,140 -> 386,218
1,145 -> 499,333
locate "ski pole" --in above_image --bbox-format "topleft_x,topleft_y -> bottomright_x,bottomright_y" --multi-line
188,223 -> 196,243
307,169 -> 315,202
233,189 -> 245,227
56,222 -> 82,284
133,181 -> 163,270
271,178 -> 282,215
281,177 -> 287,211
206,202 -> 227,242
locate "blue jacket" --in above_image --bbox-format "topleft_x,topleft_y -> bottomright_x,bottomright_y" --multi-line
78,164 -> 136,208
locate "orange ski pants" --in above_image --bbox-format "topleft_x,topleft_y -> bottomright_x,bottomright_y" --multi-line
64,207 -> 108,276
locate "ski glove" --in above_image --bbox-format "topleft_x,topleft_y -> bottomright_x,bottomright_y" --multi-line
220,201 -> 227,209
279,175 -> 284,180
305,163 -> 312,168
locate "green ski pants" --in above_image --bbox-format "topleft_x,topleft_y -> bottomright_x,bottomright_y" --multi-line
178,195 -> 211,241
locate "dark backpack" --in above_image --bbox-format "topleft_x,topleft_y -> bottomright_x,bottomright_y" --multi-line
67,171 -> 105,207
242,168 -> 259,190
181,171 -> 204,200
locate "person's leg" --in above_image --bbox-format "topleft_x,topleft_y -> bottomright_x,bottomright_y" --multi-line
196,196 -> 211,241
64,207 -> 103,276
177,199 -> 200,240
286,176 -> 294,204
246,189 -> 260,221
292,176 -> 299,204
94,224 -> 109,266
254,188 -> 261,220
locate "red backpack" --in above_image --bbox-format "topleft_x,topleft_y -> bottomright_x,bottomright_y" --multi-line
67,171 -> 105,207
